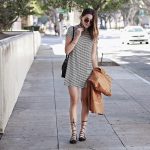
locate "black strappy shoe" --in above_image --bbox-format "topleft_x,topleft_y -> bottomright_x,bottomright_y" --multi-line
70,121 -> 77,144
79,121 -> 87,141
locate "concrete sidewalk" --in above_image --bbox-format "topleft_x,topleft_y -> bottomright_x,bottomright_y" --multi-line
0,35 -> 150,150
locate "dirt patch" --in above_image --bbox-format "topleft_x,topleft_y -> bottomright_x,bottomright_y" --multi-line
98,60 -> 120,66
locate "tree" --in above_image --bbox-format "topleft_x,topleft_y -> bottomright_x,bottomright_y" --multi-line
121,0 -> 150,26
142,0 -> 150,9
70,0 -> 129,28
141,0 -> 150,15
41,0 -> 71,35
100,0 -> 130,28
37,0 -> 140,29
70,0 -> 107,11
0,0 -> 38,33
41,0 -> 70,10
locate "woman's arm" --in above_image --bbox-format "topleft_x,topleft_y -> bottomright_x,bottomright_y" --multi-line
65,35 -> 79,55
92,39 -> 98,68
65,27 -> 84,55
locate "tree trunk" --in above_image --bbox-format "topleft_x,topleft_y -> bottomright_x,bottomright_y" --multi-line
127,5 -> 139,25
112,14 -> 118,29
122,14 -> 128,27
100,17 -> 103,29
104,18 -> 107,29
108,18 -> 112,29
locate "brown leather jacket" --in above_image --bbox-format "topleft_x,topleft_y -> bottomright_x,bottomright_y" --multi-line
86,67 -> 112,114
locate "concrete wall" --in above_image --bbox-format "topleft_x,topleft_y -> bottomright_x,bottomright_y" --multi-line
33,31 -> 41,56
0,31 -> 41,133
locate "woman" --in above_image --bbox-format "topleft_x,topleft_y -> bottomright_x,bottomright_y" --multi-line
64,8 -> 99,144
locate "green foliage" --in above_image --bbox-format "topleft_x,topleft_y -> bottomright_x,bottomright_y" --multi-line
71,0 -> 107,10
30,0 -> 44,15
39,0 -> 129,14
42,0 -> 69,9
0,0 -> 36,32
0,0 -> 132,32
102,0 -> 130,13
65,0 -> 129,12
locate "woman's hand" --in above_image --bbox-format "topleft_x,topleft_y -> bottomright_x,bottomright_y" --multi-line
76,27 -> 84,37
65,26 -> 84,55
71,27 -> 84,45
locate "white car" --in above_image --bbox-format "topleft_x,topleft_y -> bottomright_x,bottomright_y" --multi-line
121,26 -> 149,44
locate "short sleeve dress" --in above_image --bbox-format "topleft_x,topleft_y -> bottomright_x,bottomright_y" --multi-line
64,26 -> 94,88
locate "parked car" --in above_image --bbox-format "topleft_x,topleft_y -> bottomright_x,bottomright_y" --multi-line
121,26 -> 149,44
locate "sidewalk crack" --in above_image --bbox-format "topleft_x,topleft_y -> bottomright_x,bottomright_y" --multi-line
52,60 -> 59,150
104,114 -> 127,150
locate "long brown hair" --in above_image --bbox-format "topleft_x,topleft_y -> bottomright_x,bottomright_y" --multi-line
80,8 -> 99,40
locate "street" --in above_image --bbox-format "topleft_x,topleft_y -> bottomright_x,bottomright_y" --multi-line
98,29 -> 150,82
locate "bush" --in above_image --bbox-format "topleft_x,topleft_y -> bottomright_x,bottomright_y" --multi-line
0,0 -> 34,33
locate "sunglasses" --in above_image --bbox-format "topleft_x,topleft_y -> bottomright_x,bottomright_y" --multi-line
84,18 -> 93,24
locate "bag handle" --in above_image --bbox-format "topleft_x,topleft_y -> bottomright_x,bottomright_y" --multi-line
71,26 -> 75,42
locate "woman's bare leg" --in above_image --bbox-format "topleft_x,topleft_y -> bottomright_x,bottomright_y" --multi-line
79,87 -> 89,141
68,86 -> 79,144
81,87 -> 89,123
68,86 -> 79,123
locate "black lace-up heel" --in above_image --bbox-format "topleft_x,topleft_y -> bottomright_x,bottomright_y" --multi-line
70,121 -> 77,144
79,121 -> 87,141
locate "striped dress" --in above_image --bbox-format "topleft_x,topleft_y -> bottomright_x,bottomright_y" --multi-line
64,25 -> 94,88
